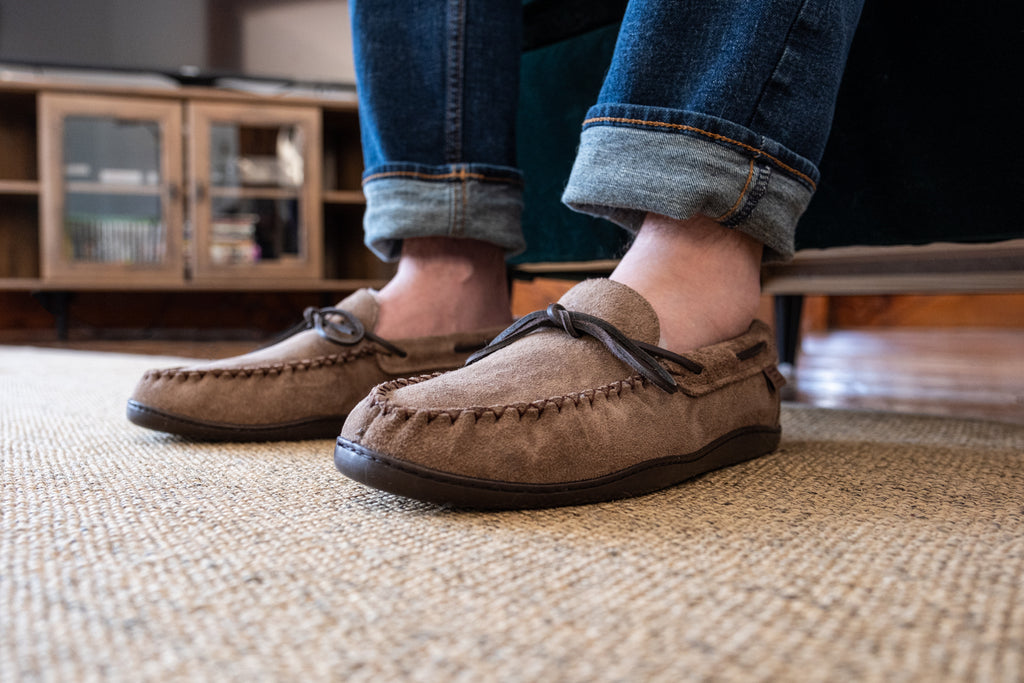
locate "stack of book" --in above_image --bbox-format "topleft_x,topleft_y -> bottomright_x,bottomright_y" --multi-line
64,215 -> 166,264
210,214 -> 261,265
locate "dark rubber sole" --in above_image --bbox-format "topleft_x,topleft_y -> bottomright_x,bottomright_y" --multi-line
126,400 -> 345,441
334,425 -> 782,510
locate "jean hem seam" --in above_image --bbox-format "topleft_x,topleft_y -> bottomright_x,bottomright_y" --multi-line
362,170 -> 524,187
714,160 -> 756,222
722,160 -> 772,228
582,116 -> 817,190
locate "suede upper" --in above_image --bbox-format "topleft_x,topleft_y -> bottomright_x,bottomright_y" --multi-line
129,289 -> 501,432
341,279 -> 783,484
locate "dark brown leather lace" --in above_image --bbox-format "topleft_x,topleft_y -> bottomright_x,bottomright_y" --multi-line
271,306 -> 407,357
465,303 -> 704,393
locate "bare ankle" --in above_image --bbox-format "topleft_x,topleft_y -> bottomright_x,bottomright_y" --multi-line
374,237 -> 512,338
611,213 -> 762,352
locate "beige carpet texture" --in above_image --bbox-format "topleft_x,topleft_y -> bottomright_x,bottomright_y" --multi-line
2,346 -> 1023,682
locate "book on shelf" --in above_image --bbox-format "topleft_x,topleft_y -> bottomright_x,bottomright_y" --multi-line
210,214 -> 261,265
64,214 -> 166,265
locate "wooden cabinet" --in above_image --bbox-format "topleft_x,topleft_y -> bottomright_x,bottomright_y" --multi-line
39,93 -> 185,285
0,89 -> 42,282
0,75 -> 391,294
188,101 -> 322,283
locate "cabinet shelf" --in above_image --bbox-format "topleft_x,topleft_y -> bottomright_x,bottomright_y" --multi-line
1,78 -> 381,299
0,180 -> 40,195
0,276 -> 390,292
65,182 -> 163,196
323,189 -> 365,205
209,186 -> 301,200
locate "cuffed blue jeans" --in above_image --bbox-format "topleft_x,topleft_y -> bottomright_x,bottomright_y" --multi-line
351,0 -> 864,262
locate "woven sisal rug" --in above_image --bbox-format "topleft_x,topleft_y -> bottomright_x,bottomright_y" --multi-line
2,346 -> 1022,682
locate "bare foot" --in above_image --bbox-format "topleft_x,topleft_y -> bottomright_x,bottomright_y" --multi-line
610,213 -> 763,353
374,237 -> 513,339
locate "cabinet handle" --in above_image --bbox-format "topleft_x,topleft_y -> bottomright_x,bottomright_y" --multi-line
195,182 -> 207,203
168,183 -> 181,202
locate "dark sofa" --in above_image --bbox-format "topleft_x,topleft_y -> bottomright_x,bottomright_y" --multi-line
513,0 -> 1024,361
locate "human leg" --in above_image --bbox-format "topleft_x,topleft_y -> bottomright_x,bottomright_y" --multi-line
373,236 -> 512,338
352,0 -> 525,337
126,0 -> 525,440
335,0 -> 864,507
573,0 -> 864,352
611,213 -> 763,351
565,0 -> 865,260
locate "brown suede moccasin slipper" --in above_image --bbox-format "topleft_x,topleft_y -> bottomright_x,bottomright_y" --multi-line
127,289 -> 502,441
335,279 -> 786,509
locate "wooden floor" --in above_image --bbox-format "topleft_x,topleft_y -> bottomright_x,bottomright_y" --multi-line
787,328 -> 1024,425
4,326 -> 1022,426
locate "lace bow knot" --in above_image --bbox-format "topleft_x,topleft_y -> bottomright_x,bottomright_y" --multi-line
466,303 -> 704,393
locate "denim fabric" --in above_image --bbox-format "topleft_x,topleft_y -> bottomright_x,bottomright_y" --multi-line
563,114 -> 816,260
563,0 -> 864,260
350,0 -> 526,260
352,0 -> 863,262
362,165 -> 526,261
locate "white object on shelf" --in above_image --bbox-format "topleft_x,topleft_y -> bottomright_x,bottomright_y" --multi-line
98,168 -> 145,186
64,163 -> 92,179
236,157 -> 280,186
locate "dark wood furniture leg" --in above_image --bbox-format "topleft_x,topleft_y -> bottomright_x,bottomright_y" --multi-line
774,294 -> 803,367
32,290 -> 72,340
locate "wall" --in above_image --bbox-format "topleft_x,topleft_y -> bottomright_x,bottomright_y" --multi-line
0,0 -> 356,85
240,0 -> 355,85
0,0 -> 206,71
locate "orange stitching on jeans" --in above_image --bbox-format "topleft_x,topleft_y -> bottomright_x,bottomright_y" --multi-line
362,170 -> 522,186
582,116 -> 817,189
715,159 -> 756,222
459,168 -> 469,236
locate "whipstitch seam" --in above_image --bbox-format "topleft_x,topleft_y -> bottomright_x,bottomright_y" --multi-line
370,374 -> 652,424
147,347 -> 381,380
367,344 -> 775,424
582,116 -> 816,189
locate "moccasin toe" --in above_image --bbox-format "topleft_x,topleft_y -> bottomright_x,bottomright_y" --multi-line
336,279 -> 785,508
127,289 -> 500,441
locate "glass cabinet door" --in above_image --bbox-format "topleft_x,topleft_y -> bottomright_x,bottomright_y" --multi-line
189,103 -> 322,282
39,94 -> 184,284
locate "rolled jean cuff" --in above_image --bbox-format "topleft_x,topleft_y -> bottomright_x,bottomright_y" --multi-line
561,104 -> 821,261
362,163 -> 527,262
